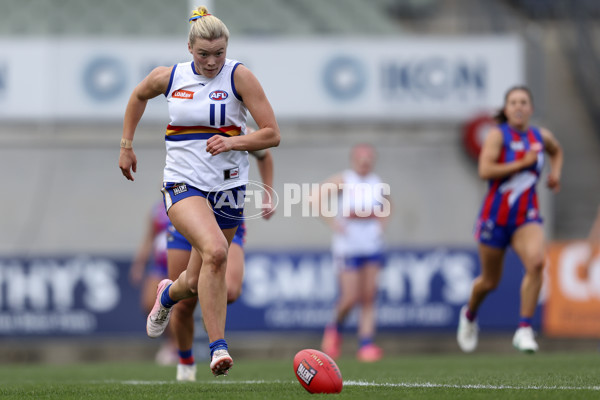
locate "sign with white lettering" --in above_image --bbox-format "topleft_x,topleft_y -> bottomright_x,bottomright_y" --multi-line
0,36 -> 523,122
0,256 -> 143,336
0,248 -> 540,337
226,248 -> 541,332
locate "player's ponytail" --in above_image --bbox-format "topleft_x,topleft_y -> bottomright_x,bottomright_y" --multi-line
494,108 -> 508,124
188,5 -> 229,44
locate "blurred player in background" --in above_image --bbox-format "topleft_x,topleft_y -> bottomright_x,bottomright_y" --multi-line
128,200 -> 177,365
318,144 -> 391,362
168,133 -> 275,382
457,86 -> 563,354
583,205 -> 600,278
118,5 -> 280,376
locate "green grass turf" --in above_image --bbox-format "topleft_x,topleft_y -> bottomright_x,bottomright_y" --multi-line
0,352 -> 598,399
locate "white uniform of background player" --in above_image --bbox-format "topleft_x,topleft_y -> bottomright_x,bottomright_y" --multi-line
319,144 -> 391,363
332,169 -> 385,266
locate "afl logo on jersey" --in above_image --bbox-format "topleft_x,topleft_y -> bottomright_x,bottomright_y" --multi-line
173,89 -> 194,99
209,90 -> 228,101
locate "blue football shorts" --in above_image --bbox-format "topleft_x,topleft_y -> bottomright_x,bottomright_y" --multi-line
474,218 -> 542,249
161,182 -> 245,230
167,221 -> 246,251
335,253 -> 385,271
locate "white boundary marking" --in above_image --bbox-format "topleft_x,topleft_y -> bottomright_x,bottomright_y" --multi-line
115,379 -> 600,391
344,380 -> 600,391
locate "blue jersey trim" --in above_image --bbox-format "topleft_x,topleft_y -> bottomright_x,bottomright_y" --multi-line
231,62 -> 243,101
165,64 -> 177,97
165,132 -> 230,141
499,124 -> 516,163
191,61 -> 200,75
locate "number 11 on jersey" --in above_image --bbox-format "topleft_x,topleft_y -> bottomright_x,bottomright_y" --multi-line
210,104 -> 226,126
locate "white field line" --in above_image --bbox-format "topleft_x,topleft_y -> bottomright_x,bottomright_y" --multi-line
344,380 -> 600,391
115,379 -> 600,391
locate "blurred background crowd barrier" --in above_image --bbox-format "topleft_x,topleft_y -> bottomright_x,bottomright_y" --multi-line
0,0 -> 599,351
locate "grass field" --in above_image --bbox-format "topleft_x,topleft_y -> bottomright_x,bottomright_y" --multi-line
0,352 -> 598,399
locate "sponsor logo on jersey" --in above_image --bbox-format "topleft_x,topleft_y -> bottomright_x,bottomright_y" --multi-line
296,360 -> 317,385
224,167 -> 239,180
510,141 -> 524,151
209,90 -> 228,101
172,89 -> 194,99
173,183 -> 188,195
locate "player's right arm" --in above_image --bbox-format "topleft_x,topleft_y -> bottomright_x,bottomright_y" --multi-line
119,66 -> 173,181
478,127 -> 537,180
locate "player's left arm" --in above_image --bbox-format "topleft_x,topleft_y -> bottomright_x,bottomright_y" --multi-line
540,127 -> 563,193
206,65 -> 280,155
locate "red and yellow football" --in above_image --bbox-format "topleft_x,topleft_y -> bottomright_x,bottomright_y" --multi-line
293,349 -> 343,394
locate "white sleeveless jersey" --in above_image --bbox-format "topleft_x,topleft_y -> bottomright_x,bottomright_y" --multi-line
332,170 -> 385,257
163,59 -> 249,191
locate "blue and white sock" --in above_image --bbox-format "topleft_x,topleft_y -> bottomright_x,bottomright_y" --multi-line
160,283 -> 177,308
209,339 -> 228,358
359,337 -> 374,349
